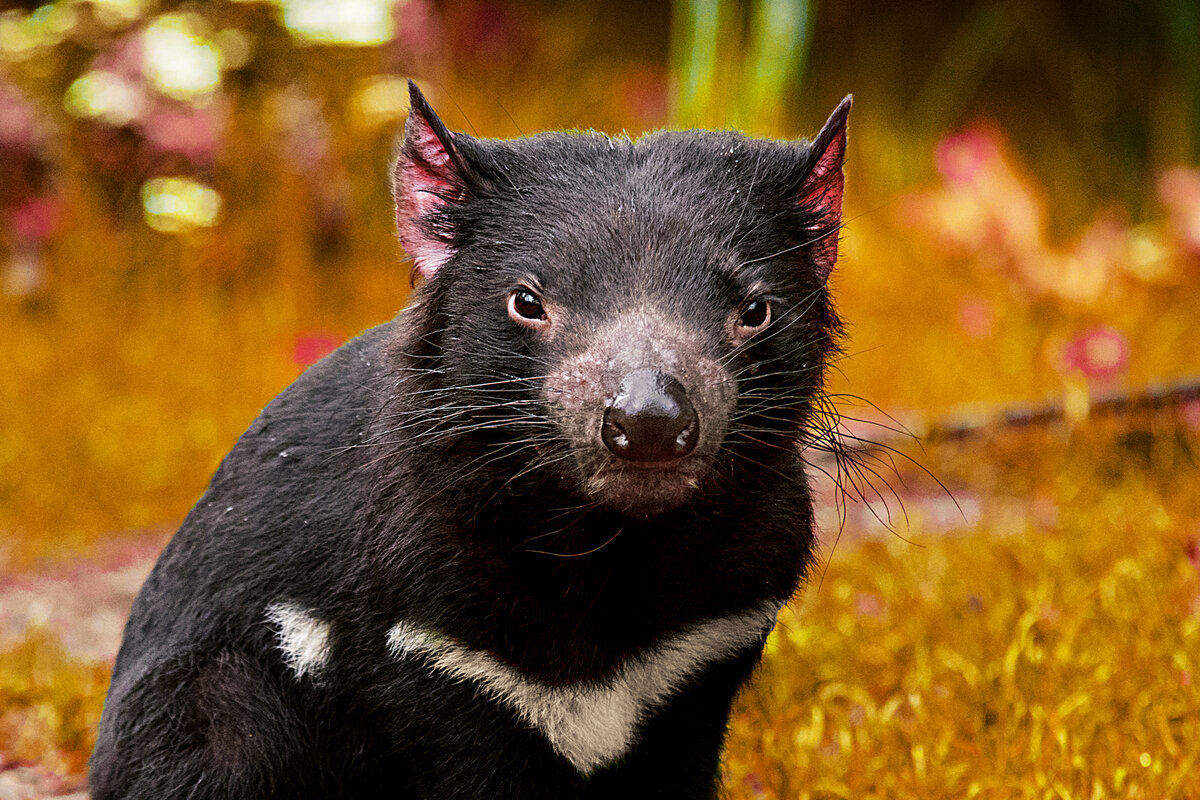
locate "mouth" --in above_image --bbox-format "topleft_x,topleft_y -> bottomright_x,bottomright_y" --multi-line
622,456 -> 688,470
585,457 -> 704,518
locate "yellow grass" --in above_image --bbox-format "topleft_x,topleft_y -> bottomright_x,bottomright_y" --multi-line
726,431 -> 1200,798
0,629 -> 108,780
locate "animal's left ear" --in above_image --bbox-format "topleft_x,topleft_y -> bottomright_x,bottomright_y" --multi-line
797,95 -> 851,283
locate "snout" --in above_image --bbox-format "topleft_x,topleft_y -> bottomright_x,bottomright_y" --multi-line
543,314 -> 737,516
601,369 -> 698,466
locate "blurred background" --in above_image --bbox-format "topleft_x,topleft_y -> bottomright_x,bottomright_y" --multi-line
1,1 -> 1198,797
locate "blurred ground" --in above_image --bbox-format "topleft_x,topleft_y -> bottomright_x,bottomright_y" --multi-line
0,533 -> 164,665
0,533 -> 157,799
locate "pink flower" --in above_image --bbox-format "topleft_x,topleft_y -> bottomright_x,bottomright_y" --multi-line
0,82 -> 40,152
8,195 -> 61,241
451,2 -> 532,64
904,125 -> 1045,284
142,102 -> 224,165
392,0 -> 442,62
1180,399 -> 1200,432
854,591 -> 887,618
1158,167 -> 1200,255
934,128 -> 1000,185
1061,326 -> 1130,382
293,331 -> 343,366
956,296 -> 995,339
95,32 -> 147,84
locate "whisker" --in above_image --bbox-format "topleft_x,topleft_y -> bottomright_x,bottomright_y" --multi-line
733,222 -> 845,270
524,525 -> 624,558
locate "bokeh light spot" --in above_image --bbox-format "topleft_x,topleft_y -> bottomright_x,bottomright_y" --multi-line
349,75 -> 409,131
214,28 -> 255,71
143,14 -> 222,102
91,0 -> 146,29
63,70 -> 144,126
140,177 -> 222,233
0,5 -> 75,58
280,0 -> 395,46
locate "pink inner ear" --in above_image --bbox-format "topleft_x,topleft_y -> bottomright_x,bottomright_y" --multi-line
395,120 -> 459,281
797,127 -> 846,282
411,121 -> 453,170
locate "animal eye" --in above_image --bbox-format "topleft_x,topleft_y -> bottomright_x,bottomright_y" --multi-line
508,288 -> 549,328
738,298 -> 771,330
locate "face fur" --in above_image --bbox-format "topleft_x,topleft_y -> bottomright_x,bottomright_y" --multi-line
392,84 -> 848,519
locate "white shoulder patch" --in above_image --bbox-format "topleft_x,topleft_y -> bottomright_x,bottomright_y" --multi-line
266,601 -> 332,680
387,603 -> 780,774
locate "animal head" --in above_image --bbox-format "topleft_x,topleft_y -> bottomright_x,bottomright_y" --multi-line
391,82 -> 849,519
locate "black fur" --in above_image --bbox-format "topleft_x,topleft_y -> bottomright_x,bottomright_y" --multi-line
90,84 -> 851,799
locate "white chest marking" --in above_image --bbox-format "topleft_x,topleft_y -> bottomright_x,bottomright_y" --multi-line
266,601 -> 331,680
386,603 -> 780,774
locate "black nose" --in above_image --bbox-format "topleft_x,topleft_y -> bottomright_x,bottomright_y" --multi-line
602,369 -> 699,463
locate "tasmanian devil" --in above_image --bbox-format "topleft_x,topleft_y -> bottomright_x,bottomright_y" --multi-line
89,82 -> 851,798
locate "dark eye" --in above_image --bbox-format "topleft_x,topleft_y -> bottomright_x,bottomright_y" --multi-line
508,287 -> 549,328
738,298 -> 771,330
